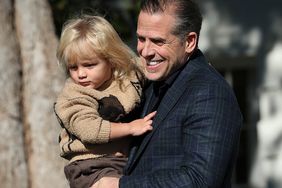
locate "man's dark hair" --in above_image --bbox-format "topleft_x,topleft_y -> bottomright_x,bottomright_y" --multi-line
140,0 -> 202,41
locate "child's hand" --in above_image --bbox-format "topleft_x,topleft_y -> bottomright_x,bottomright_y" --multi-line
129,111 -> 157,136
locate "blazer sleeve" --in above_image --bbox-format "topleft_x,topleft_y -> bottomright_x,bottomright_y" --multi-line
120,81 -> 243,187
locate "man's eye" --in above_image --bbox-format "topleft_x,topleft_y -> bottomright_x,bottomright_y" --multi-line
152,39 -> 165,46
138,36 -> 145,42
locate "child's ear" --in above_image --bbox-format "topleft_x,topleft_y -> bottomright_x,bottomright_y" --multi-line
184,32 -> 197,54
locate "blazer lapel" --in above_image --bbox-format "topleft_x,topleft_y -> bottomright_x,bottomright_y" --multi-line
124,84 -> 154,174
141,84 -> 154,117
127,68 -> 191,173
127,50 -> 207,173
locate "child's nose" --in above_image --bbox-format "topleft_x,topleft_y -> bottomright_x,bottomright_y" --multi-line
78,68 -> 86,79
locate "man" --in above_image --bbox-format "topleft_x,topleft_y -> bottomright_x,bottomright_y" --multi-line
94,0 -> 242,187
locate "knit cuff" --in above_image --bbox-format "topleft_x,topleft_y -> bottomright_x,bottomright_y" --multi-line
96,120 -> 111,143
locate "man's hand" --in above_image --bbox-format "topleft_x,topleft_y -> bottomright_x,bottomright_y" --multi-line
90,177 -> 120,188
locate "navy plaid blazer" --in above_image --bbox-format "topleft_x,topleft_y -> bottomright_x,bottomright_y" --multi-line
120,50 -> 243,187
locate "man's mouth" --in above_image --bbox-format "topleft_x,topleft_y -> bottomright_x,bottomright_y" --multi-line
145,60 -> 163,73
147,60 -> 162,66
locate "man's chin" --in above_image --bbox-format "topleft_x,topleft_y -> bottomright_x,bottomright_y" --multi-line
145,72 -> 162,81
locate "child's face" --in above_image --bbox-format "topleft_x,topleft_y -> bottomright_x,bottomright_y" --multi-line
68,57 -> 112,90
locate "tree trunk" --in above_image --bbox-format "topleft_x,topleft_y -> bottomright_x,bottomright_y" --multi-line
0,0 -> 67,187
14,0 -> 67,187
0,1 -> 28,188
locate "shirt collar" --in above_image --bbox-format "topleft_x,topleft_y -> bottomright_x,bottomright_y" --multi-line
152,66 -> 184,95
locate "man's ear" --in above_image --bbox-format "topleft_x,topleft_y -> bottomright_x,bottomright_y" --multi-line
185,32 -> 197,53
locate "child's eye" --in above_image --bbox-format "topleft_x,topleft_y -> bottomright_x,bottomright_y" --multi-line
85,63 -> 96,68
68,65 -> 77,70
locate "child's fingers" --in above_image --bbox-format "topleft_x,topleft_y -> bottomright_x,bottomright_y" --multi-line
147,125 -> 153,131
144,124 -> 153,131
145,120 -> 153,125
144,111 -> 157,121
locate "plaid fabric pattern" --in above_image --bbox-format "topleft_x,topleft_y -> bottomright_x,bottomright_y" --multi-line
120,50 -> 243,188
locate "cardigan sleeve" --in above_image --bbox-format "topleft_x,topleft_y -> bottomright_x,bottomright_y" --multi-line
54,80 -> 111,144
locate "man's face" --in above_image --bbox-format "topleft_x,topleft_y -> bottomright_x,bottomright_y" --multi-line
137,8 -> 188,81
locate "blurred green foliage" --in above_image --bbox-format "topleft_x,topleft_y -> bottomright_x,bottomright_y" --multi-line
49,0 -> 140,46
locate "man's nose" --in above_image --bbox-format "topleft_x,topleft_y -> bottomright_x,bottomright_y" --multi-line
141,41 -> 155,58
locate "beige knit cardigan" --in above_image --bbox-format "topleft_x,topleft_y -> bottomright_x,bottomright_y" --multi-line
54,72 -> 143,163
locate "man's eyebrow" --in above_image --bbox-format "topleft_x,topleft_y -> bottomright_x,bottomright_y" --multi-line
136,32 -> 142,36
136,34 -> 165,42
151,37 -> 165,42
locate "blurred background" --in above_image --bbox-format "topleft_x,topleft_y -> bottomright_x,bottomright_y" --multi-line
1,0 -> 282,187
